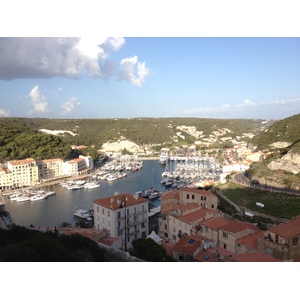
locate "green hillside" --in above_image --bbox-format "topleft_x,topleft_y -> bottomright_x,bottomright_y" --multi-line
251,113 -> 300,151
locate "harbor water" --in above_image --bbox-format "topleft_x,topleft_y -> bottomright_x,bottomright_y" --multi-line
2,160 -> 170,228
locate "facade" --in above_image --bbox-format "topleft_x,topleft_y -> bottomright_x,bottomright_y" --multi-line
7,158 -> 39,188
63,157 -> 90,176
218,220 -> 260,253
236,231 -> 265,254
159,203 -> 220,243
160,187 -> 219,211
93,193 -> 149,250
257,215 -> 300,261
36,158 -> 64,182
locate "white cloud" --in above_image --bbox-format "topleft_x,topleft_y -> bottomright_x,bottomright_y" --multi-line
236,99 -> 256,107
0,108 -> 10,116
119,55 -> 150,86
0,37 -> 126,80
28,85 -> 49,114
60,97 -> 81,115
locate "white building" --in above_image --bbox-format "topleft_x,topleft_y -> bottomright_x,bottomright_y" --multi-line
93,193 -> 149,251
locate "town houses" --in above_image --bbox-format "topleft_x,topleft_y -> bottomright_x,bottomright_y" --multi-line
0,155 -> 94,190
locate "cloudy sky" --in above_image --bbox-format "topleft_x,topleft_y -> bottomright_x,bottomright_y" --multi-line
0,3 -> 299,121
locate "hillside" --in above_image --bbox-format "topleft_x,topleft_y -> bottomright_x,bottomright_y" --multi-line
0,117 -> 269,152
251,113 -> 300,152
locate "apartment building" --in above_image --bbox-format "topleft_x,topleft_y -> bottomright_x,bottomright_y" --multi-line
218,220 -> 261,253
236,231 -> 265,255
36,158 -> 64,181
160,187 -> 219,211
63,157 -> 90,176
93,193 -> 149,251
6,158 -> 39,188
159,202 -> 220,243
257,215 -> 300,261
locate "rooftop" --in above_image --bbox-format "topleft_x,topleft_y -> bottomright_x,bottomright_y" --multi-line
269,215 -> 300,238
93,193 -> 148,210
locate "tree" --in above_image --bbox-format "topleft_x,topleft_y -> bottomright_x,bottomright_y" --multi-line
130,238 -> 175,262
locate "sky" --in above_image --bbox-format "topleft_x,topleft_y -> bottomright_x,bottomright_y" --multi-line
0,2 -> 299,122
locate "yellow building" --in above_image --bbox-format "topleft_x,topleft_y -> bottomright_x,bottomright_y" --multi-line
37,158 -> 64,182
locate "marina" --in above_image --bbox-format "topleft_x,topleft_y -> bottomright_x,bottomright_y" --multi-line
1,156 -> 223,229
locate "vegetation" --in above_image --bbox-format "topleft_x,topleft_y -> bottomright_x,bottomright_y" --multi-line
0,224 -> 128,262
251,113 -> 300,151
130,237 -> 175,262
0,117 -> 267,154
218,181 -> 300,219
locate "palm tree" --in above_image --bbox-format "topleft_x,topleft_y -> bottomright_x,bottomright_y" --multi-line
59,221 -> 72,228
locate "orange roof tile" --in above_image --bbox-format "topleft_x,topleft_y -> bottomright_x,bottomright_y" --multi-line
180,187 -> 216,197
99,236 -> 122,246
93,193 -> 148,210
234,253 -> 281,262
200,216 -> 232,230
236,231 -> 264,250
269,215 -> 300,238
173,235 -> 206,255
161,189 -> 180,201
178,207 -> 218,223
220,220 -> 260,234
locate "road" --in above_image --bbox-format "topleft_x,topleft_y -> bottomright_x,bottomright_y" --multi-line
233,173 -> 300,196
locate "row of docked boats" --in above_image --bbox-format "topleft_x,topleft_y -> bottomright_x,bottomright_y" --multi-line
60,179 -> 101,190
134,187 -> 162,200
5,187 -> 56,202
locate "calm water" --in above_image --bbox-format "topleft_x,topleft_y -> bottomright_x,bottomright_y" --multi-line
2,160 -> 171,228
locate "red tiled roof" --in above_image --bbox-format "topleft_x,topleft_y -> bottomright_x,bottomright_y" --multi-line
173,234 -> 205,255
234,253 -> 281,262
200,216 -> 232,230
99,236 -> 122,246
93,193 -> 148,210
220,220 -> 260,234
269,215 -> 300,238
8,158 -> 35,165
161,189 -> 180,201
236,231 -> 264,250
179,207 -> 218,223
162,202 -> 199,214
162,242 -> 176,256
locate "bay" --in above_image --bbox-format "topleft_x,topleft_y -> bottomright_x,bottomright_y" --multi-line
2,160 -> 169,228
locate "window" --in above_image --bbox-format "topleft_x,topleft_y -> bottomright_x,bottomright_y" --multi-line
102,208 -> 104,214
223,232 -> 228,239
267,247 -> 273,255
192,195 -> 195,200
223,243 -> 227,249
292,237 -> 298,246
187,194 -> 190,199
211,204 -> 214,209
246,247 -> 252,253
201,196 -> 206,200
108,211 -> 110,217
117,211 -> 121,219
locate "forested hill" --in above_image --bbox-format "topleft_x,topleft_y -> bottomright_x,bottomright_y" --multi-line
0,119 -> 73,162
251,113 -> 300,152
0,117 -> 269,151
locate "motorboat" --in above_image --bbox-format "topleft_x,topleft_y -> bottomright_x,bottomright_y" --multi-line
30,193 -> 47,201
84,182 -> 101,189
149,192 -> 160,200
73,207 -> 93,219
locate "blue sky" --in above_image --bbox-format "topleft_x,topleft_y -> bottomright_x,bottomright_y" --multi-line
0,37 -> 299,120
0,1 -> 299,121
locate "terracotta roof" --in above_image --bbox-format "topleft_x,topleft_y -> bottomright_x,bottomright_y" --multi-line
8,158 -> 36,165
194,247 -> 236,262
178,207 -> 217,223
269,215 -> 300,238
93,193 -> 148,210
42,158 -> 63,163
99,236 -> 122,246
234,253 -> 281,262
199,216 -> 232,230
236,231 -> 264,250
162,202 -> 199,214
162,242 -> 176,256
220,220 -> 260,234
161,189 -> 180,201
173,234 -> 206,255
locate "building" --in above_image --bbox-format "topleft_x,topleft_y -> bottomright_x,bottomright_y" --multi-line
257,215 -> 300,261
160,187 -> 219,211
93,193 -> 149,251
6,158 -> 39,188
236,231 -> 265,254
63,157 -> 90,176
36,158 -> 64,182
218,220 -> 261,253
159,202 -> 220,243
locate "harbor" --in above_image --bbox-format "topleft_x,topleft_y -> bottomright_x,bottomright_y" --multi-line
1,155 -> 223,229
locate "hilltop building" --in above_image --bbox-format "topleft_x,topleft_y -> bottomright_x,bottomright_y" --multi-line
93,193 -> 149,251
